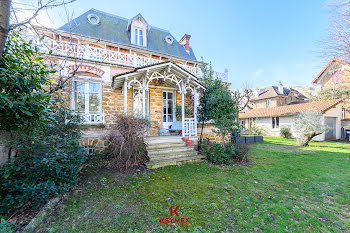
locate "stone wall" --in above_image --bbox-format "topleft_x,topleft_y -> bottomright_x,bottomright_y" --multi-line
197,124 -> 231,144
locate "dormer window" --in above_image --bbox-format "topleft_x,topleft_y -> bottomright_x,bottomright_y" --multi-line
128,14 -> 149,47
134,28 -> 144,46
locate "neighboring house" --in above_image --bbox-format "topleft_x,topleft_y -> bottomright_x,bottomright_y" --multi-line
33,9 -> 228,151
311,57 -> 350,130
250,82 -> 308,109
239,99 -> 343,141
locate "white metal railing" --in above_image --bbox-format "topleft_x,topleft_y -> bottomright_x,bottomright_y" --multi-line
183,118 -> 197,137
40,38 -> 228,81
78,113 -> 105,124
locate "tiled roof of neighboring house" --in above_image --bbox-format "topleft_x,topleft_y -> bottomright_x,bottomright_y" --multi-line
58,9 -> 197,61
312,58 -> 350,84
251,86 -> 306,101
239,99 -> 342,118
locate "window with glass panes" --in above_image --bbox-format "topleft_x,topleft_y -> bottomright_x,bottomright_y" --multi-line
73,80 -> 102,114
272,117 -> 279,129
162,91 -> 175,123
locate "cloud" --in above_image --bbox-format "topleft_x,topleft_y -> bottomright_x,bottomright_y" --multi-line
253,68 -> 263,77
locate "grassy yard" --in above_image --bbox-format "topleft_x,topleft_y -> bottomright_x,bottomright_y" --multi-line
36,137 -> 350,232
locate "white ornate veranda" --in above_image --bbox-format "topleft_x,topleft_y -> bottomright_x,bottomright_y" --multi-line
113,61 -> 205,137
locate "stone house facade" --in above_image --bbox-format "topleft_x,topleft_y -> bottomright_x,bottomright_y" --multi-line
250,83 -> 308,109
34,9 -> 228,151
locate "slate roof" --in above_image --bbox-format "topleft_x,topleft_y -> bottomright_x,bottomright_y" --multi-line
251,86 -> 306,101
58,9 -> 197,61
239,99 -> 342,118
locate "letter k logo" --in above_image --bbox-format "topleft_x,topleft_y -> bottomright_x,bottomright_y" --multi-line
170,206 -> 179,216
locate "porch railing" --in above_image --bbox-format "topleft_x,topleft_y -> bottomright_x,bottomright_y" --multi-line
183,118 -> 197,137
39,38 -> 228,81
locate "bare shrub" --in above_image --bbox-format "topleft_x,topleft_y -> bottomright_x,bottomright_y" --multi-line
103,115 -> 150,170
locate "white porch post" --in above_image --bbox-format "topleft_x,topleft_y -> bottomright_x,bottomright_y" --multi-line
181,81 -> 185,137
142,78 -> 146,118
123,79 -> 128,114
194,87 -> 198,136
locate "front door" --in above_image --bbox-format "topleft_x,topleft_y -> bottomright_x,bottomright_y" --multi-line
325,117 -> 336,140
162,90 -> 175,129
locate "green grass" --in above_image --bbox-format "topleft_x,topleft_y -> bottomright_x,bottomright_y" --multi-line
37,137 -> 350,232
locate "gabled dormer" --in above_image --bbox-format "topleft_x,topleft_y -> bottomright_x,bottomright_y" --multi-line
127,14 -> 150,47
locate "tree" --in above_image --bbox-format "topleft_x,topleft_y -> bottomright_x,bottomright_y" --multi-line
0,31 -> 53,132
198,62 -> 239,147
0,0 -> 76,57
321,1 -> 350,61
293,110 -> 327,146
232,82 -> 253,112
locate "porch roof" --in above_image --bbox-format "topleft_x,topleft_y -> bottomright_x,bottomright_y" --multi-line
112,61 -> 206,91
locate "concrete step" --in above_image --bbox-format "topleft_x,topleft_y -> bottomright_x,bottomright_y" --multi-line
146,155 -> 205,169
145,136 -> 183,145
147,146 -> 193,155
146,142 -> 186,150
148,150 -> 198,161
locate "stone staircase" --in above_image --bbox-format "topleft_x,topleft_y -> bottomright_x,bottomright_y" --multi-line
145,136 -> 205,169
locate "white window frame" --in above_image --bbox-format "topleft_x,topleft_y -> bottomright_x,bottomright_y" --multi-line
272,117 -> 280,129
70,76 -> 103,115
131,26 -> 146,46
132,87 -> 150,118
267,99 -> 271,108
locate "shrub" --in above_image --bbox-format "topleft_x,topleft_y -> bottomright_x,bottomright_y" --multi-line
0,98 -> 86,213
280,127 -> 292,138
201,141 -> 249,165
293,110 -> 327,146
0,219 -> 14,233
103,115 -> 150,170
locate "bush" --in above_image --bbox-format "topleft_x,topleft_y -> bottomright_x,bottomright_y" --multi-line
0,219 -> 14,233
103,115 -> 150,170
0,98 -> 86,213
200,141 -> 249,165
280,127 -> 292,138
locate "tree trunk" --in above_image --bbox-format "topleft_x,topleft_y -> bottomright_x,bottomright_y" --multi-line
199,120 -> 204,149
0,0 -> 11,57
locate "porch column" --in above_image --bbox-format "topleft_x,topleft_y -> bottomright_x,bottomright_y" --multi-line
181,81 -> 185,136
193,87 -> 197,119
194,87 -> 198,136
142,78 -> 146,118
123,79 -> 128,114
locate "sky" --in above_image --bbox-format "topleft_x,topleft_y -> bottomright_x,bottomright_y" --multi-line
19,0 -> 331,89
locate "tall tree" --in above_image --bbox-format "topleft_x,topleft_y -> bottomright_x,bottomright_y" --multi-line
322,1 -> 350,61
0,0 -> 11,57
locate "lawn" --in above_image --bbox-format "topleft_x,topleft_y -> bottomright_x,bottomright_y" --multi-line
36,137 -> 350,232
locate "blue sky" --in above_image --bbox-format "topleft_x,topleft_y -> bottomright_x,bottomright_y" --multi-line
30,0 -> 330,89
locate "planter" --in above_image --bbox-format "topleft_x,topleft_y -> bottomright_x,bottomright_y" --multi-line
245,136 -> 255,143
183,137 -> 189,141
255,136 -> 263,142
186,140 -> 193,147
235,137 -> 246,144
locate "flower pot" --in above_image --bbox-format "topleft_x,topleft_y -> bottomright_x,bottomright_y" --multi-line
183,137 -> 189,141
186,140 -> 193,147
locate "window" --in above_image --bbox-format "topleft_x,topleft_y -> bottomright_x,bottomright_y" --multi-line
87,14 -> 100,25
267,99 -> 271,108
272,117 -> 279,129
249,118 -> 256,128
342,108 -> 345,119
241,120 -> 245,128
134,28 -> 144,46
73,80 -> 102,114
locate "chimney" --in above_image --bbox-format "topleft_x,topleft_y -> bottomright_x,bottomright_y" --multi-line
278,82 -> 284,94
254,88 -> 259,97
179,34 -> 191,53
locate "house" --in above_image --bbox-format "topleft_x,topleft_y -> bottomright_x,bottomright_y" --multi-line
33,9 -> 228,156
311,57 -> 350,131
239,99 -> 343,141
250,82 -> 308,109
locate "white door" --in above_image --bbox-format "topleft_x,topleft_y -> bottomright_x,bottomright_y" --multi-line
162,90 -> 175,129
